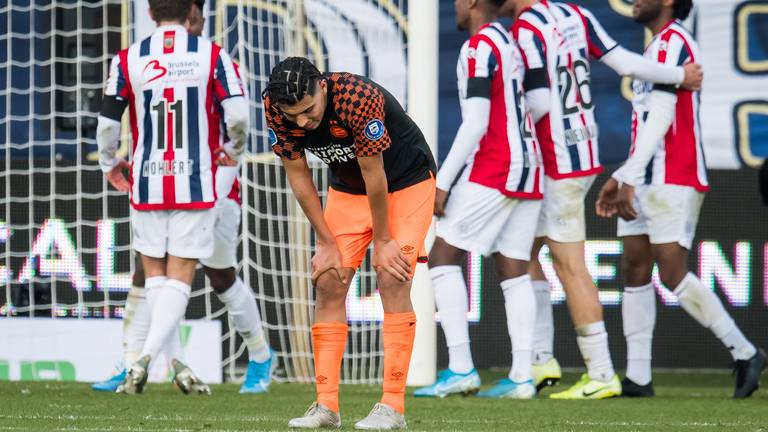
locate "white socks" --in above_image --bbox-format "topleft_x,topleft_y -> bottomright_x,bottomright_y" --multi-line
139,279 -> 191,361
622,283 -> 655,385
532,279 -> 554,365
500,275 -> 536,383
123,284 -> 153,367
576,321 -> 615,382
216,277 -> 270,362
430,266 -> 474,374
674,273 -> 756,361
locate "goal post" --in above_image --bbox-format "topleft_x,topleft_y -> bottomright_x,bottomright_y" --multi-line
405,0 -> 439,387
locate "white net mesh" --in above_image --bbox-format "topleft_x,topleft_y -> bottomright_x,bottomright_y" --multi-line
0,0 -> 409,384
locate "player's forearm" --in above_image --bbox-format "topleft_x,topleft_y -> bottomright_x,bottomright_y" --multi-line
283,158 -> 335,243
358,154 -> 392,243
221,97 -> 250,161
525,88 -> 550,123
614,90 -> 677,185
436,98 -> 490,191
96,116 -> 122,173
601,46 -> 684,84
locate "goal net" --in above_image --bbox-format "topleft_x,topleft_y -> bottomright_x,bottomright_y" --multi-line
0,0 -> 413,385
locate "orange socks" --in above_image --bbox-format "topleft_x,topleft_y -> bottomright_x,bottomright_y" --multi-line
312,322 -> 348,413
380,311 -> 417,414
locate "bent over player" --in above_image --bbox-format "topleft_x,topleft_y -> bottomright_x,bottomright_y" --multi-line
596,0 -> 766,399
414,0 -> 543,399
263,58 -> 436,429
96,0 -> 248,394
500,0 -> 702,398
93,0 -> 274,395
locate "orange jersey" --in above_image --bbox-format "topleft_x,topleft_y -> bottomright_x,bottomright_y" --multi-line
264,72 -> 436,194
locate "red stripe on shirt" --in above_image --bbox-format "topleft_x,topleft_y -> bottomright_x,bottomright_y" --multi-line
467,34 -> 512,194
163,88 -> 176,205
572,5 -> 602,59
208,44 -> 222,200
118,49 -> 139,195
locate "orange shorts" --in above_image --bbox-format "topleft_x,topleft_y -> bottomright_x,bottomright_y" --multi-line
324,177 -> 435,275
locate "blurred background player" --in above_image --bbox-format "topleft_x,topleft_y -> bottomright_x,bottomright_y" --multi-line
92,0 -> 274,394
413,0 -> 542,400
96,0 -> 249,394
263,57 -> 435,429
596,0 -> 766,399
500,0 -> 703,398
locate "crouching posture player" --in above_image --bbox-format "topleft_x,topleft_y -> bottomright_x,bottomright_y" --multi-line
414,0 -> 544,399
263,57 -> 436,429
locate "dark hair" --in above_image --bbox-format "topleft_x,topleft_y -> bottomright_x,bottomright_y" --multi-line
149,0 -> 193,22
263,57 -> 323,105
193,0 -> 205,10
673,0 -> 693,20
488,0 -> 506,8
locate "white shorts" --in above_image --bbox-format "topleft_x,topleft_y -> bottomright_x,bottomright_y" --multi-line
617,184 -> 704,250
435,179 -> 542,260
131,207 -> 215,260
535,175 -> 596,243
199,198 -> 241,269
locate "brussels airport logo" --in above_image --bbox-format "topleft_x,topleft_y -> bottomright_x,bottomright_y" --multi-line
143,60 -> 168,84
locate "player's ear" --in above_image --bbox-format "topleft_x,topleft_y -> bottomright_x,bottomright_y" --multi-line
148,8 -> 155,22
319,79 -> 327,96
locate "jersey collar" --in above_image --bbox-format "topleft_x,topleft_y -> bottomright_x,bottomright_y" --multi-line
659,19 -> 679,33
154,24 -> 187,34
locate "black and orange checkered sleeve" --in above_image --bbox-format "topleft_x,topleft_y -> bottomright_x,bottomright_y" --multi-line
330,74 -> 392,157
263,96 -> 305,160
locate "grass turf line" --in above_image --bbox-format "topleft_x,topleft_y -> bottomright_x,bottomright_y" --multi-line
0,371 -> 766,431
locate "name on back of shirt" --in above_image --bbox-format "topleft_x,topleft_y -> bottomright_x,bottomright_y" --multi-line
142,159 -> 194,176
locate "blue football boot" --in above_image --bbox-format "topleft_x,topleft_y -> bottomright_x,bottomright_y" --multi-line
477,378 -> 536,399
91,369 -> 126,392
413,369 -> 481,398
240,350 -> 276,394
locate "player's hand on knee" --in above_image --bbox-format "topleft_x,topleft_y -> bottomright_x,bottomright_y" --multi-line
596,178 -> 619,218
105,159 -> 131,193
311,240 -> 347,285
374,239 -> 411,282
616,184 -> 638,221
681,63 -> 703,91
434,188 -> 449,218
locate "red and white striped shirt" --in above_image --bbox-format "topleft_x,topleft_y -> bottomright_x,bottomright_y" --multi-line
512,1 -> 617,179
630,20 -> 708,192
455,22 -> 542,198
104,24 -> 243,210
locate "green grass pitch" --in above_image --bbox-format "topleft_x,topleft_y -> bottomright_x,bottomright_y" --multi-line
1,371 -> 766,431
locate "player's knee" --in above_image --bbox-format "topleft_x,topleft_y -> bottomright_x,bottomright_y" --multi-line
493,255 -> 528,281
314,274 -> 348,305
428,237 -> 465,268
657,265 -> 686,289
204,267 -> 236,293
622,255 -> 653,286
